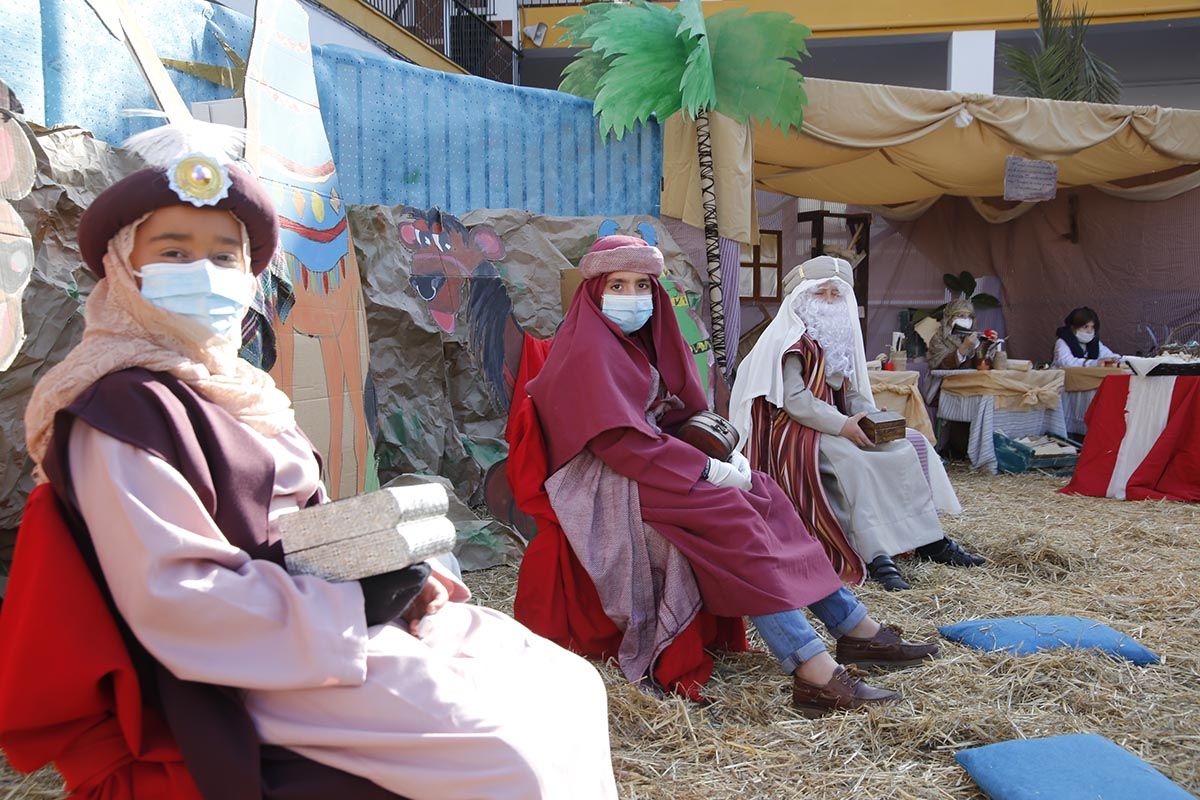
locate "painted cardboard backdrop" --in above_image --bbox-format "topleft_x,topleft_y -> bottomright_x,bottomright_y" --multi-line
0,0 -> 662,218
0,129 -> 133,529
350,206 -> 712,505
0,99 -> 37,371
244,0 -> 374,498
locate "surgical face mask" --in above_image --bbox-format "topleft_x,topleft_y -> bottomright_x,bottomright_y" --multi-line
601,293 -> 654,334
1075,330 -> 1095,344
138,259 -> 255,337
952,317 -> 973,331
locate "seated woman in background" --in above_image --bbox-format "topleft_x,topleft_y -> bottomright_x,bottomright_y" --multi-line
926,298 -> 982,370
1053,307 -> 1122,367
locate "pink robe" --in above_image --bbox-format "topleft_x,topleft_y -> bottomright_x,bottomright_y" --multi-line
67,420 -> 617,800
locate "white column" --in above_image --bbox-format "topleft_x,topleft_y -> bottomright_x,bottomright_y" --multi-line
947,30 -> 996,94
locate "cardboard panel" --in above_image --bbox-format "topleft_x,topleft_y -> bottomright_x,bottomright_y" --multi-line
245,0 -> 376,498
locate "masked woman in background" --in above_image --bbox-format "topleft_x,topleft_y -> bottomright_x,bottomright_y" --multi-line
527,235 -> 939,718
926,298 -> 982,370
1052,307 -> 1122,367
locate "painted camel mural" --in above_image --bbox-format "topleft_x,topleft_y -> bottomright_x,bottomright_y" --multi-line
244,0 -> 372,497
398,207 -> 522,412
398,209 -> 716,414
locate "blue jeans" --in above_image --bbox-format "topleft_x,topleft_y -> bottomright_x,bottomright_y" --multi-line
749,587 -> 868,673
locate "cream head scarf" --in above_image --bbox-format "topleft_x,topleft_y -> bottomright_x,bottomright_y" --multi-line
24,214 -> 295,480
729,255 -> 873,451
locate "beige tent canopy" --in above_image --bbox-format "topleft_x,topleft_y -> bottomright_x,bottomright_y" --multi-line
662,77 -> 1200,236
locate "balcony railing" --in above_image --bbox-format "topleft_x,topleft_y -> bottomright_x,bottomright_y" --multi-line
365,0 -> 521,84
517,0 -> 666,6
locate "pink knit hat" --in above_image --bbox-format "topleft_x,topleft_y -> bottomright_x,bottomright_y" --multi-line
578,234 -> 664,280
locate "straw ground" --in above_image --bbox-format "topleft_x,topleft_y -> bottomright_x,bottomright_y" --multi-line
3,467 -> 1198,798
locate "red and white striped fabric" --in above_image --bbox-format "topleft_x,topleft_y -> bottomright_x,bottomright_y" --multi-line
1062,375 -> 1200,502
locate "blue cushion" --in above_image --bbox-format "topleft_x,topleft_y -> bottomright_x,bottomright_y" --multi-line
939,615 -> 1160,666
956,734 -> 1194,800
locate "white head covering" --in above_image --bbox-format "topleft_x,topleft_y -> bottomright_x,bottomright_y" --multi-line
729,255 -> 873,451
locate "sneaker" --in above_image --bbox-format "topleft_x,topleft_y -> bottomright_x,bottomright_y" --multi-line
867,555 -> 911,591
915,537 -> 986,567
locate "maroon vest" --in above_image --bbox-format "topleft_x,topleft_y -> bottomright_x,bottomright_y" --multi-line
42,368 -> 400,800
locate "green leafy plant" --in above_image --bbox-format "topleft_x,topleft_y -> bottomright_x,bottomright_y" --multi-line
911,271 -> 1000,323
999,0 -> 1120,104
559,0 -> 811,371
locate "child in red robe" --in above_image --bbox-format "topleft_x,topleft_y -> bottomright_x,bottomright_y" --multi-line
526,235 -> 939,716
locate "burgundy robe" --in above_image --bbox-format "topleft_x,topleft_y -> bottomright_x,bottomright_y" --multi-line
529,278 -> 842,620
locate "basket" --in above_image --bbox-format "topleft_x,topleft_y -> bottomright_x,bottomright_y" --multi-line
1156,321 -> 1200,358
993,432 -> 1083,476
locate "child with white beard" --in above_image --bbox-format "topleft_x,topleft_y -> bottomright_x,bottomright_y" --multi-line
730,256 -> 984,590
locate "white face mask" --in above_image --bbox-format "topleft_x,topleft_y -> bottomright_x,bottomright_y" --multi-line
138,259 -> 256,337
952,317 -> 973,331
601,293 -> 654,334
1075,330 -> 1095,344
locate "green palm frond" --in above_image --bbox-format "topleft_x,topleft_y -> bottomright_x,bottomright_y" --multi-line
559,47 -> 612,100
558,0 -> 811,137
707,8 -> 809,130
1000,0 -> 1120,104
592,43 -> 689,139
676,0 -> 717,118
585,1 -> 679,60
557,1 -> 619,48
1078,45 -> 1121,104
578,2 -> 688,138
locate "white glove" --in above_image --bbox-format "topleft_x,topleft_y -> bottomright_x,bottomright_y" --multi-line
704,457 -> 752,491
729,451 -> 753,484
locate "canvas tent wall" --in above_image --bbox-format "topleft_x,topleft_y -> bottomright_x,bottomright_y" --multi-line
661,78 -> 1200,367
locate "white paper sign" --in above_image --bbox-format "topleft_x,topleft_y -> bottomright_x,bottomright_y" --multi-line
1003,156 -> 1058,201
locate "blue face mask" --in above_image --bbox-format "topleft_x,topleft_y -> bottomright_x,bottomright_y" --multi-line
138,259 -> 255,338
602,293 -> 654,334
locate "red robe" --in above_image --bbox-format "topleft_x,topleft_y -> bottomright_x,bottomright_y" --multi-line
0,484 -> 201,799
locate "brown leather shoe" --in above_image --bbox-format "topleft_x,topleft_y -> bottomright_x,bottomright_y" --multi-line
791,665 -> 900,718
835,623 -> 939,669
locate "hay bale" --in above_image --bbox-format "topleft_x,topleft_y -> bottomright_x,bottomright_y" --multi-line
470,467 -> 1200,799
5,468 -> 1198,798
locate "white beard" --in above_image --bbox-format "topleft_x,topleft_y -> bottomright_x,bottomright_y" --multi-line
796,294 -> 857,380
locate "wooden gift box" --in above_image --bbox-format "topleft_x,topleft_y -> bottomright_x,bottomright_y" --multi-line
276,484 -> 456,582
678,410 -> 740,461
858,411 -> 906,444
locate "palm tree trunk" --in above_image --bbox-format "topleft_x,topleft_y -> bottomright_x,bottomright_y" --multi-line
694,110 -> 726,374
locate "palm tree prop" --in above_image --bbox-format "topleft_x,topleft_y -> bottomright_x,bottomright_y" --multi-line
559,0 -> 811,372
1000,0 -> 1120,104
